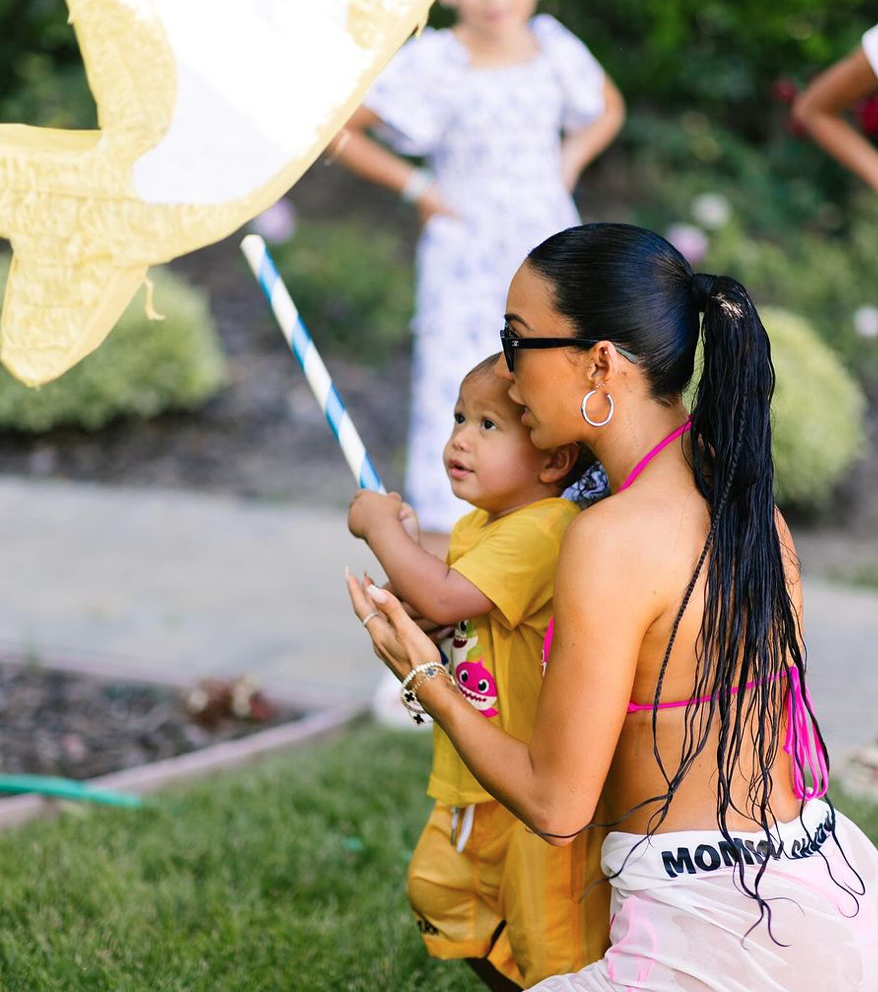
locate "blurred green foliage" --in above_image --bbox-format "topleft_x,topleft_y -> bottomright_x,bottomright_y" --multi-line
0,258 -> 227,432
620,112 -> 878,380
757,307 -> 866,510
2,1 -> 874,132
685,306 -> 867,512
539,1 -> 872,127
0,0 -> 94,128
271,219 -> 414,362
432,1 -> 874,130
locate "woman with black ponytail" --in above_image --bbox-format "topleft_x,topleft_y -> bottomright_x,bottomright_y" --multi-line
348,223 -> 878,991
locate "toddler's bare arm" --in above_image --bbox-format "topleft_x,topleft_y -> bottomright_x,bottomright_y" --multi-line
349,491 -> 493,624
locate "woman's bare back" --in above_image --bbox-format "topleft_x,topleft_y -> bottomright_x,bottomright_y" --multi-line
593,458 -> 803,835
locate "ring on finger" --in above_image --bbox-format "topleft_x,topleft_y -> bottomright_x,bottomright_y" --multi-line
361,611 -> 381,628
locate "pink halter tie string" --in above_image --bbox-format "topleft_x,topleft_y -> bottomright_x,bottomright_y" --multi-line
783,664 -> 829,800
618,420 -> 692,492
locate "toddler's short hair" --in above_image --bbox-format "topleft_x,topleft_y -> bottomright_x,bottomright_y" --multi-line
463,353 -> 502,384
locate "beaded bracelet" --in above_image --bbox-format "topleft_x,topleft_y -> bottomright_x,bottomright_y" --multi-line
399,662 -> 456,725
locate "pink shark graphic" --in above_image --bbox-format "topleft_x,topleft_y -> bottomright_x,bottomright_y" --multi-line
454,658 -> 499,719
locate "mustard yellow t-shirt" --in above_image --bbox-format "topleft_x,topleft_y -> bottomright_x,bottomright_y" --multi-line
428,497 -> 579,806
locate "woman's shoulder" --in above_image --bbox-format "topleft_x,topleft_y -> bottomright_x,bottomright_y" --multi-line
561,493 -> 652,555
562,487 -> 703,579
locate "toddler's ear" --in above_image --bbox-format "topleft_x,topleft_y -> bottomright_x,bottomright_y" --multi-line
540,443 -> 580,485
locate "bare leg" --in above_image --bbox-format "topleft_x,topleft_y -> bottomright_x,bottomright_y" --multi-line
466,957 -> 523,992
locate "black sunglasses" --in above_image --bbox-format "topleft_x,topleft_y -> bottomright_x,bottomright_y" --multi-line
499,324 -> 639,372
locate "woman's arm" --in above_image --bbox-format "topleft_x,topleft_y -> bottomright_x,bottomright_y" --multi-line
348,507 -> 652,842
560,75 -> 626,193
329,107 -> 454,221
792,46 -> 878,193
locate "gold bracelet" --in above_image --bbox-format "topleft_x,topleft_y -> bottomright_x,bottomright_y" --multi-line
399,662 -> 456,724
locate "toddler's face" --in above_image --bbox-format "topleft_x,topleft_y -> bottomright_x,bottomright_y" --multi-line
443,370 -> 548,514
450,0 -> 537,34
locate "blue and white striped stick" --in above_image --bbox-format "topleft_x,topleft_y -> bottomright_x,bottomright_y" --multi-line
241,234 -> 385,493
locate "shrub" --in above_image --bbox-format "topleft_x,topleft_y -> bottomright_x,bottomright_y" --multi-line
620,114 -> 878,381
0,258 -> 227,432
703,213 -> 878,381
270,218 -> 413,362
504,1 -> 873,129
4,1 -> 875,134
687,306 -> 866,512
763,306 -> 866,510
0,0 -> 94,129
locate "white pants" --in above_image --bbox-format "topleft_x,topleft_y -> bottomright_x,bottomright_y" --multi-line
530,801 -> 878,992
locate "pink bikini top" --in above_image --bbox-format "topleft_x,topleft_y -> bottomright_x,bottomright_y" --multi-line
625,668 -> 828,801
542,420 -> 828,801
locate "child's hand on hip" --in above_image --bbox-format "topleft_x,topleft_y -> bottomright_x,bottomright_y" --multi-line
347,490 -> 404,540
417,186 -> 458,225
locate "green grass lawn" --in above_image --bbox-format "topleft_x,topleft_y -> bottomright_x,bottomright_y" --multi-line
0,725 -> 875,992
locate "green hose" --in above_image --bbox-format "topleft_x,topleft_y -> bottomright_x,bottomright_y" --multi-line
0,775 -> 143,808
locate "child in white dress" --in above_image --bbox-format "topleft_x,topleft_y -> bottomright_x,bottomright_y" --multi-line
333,0 -> 624,542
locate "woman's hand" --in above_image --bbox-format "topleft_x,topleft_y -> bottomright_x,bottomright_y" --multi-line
346,570 -> 441,682
559,139 -> 584,193
416,185 -> 458,225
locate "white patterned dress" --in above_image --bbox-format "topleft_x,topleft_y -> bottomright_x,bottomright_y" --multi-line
864,22 -> 878,76
365,15 -> 607,531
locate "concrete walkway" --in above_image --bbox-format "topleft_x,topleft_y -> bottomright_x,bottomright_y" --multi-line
0,476 -> 876,758
0,476 -> 380,710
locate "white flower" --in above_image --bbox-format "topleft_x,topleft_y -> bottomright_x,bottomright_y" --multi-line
250,198 -> 297,244
665,223 -> 708,265
853,305 -> 878,339
691,193 -> 731,230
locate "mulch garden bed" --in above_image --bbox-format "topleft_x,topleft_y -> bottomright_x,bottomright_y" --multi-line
0,661 -> 301,781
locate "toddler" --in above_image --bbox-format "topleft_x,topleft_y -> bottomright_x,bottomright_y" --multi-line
348,356 -> 609,989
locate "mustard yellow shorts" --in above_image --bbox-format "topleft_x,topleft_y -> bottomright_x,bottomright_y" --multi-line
407,800 -> 610,988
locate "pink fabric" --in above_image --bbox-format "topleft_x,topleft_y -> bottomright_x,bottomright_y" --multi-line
627,668 -> 829,801
625,679 -> 762,714
783,664 -> 829,800
541,617 -> 555,673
